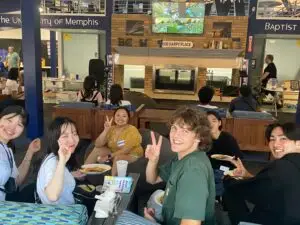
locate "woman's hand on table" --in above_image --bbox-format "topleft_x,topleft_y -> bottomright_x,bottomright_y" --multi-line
144,207 -> 157,223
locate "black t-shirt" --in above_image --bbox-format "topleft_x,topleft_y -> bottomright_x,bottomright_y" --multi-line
224,153 -> 300,225
262,62 -> 277,87
207,131 -> 243,170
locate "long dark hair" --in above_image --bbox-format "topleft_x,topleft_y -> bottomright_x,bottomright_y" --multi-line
46,117 -> 80,170
83,76 -> 96,99
109,84 -> 123,106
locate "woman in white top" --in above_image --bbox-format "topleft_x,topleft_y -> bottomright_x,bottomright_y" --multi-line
37,117 -> 79,205
105,84 -> 131,106
0,105 -> 41,201
77,76 -> 103,105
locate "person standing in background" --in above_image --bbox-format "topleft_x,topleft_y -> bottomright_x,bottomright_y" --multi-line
5,46 -> 20,71
261,54 -> 277,89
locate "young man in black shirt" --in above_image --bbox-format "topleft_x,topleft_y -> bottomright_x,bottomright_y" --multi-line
222,123 -> 300,225
261,54 -> 277,88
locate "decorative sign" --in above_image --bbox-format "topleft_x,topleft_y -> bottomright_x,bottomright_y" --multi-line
162,41 -> 194,48
264,22 -> 298,33
0,14 -> 108,29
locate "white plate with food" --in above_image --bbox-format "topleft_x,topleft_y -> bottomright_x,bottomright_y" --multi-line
80,164 -> 111,175
155,191 -> 165,206
210,154 -> 234,161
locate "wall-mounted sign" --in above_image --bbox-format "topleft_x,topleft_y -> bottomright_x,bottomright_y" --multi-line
162,41 -> 194,48
264,22 -> 298,33
0,14 -> 108,29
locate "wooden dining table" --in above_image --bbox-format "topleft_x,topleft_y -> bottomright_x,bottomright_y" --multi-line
87,173 -> 140,225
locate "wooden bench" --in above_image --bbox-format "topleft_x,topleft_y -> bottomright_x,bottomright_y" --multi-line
232,118 -> 274,152
52,104 -> 145,140
137,109 -> 273,152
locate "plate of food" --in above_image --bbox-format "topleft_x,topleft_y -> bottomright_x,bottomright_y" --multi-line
210,154 -> 234,161
155,191 -> 165,206
80,164 -> 111,175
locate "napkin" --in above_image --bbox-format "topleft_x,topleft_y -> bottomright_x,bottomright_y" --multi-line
94,189 -> 117,218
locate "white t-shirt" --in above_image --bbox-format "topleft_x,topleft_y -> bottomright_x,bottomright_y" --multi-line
36,153 -> 75,205
197,104 -> 218,109
105,100 -> 131,106
0,143 -> 19,201
4,79 -> 19,94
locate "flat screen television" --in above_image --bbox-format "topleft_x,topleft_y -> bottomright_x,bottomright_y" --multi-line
152,2 -> 205,34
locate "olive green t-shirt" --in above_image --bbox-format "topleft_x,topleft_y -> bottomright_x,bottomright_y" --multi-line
159,150 -> 216,225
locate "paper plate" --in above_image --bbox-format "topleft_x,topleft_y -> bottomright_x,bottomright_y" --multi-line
80,164 -> 111,175
210,154 -> 233,160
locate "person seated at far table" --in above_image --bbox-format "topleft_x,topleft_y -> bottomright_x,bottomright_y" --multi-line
85,107 -> 143,176
105,84 -> 131,107
144,106 -> 216,225
3,68 -> 19,96
229,85 -> 258,113
77,76 -> 103,105
221,122 -> 300,225
197,86 -> 218,110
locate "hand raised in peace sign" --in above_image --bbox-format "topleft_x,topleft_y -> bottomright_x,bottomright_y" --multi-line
104,115 -> 113,130
145,131 -> 163,163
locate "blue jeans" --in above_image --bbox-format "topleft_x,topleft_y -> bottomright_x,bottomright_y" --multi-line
214,169 -> 225,197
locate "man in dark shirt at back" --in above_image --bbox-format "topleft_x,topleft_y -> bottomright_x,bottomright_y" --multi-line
261,54 -> 277,88
229,85 -> 258,113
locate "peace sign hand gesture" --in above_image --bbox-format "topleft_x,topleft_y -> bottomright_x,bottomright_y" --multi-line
104,115 -> 113,130
145,131 -> 162,163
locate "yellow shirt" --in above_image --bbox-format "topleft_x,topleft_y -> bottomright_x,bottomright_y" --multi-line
107,125 -> 143,157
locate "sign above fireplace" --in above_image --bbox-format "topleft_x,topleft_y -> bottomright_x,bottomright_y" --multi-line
161,41 -> 194,48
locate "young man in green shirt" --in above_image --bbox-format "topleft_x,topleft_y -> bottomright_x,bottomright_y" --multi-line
5,46 -> 20,71
144,106 -> 216,225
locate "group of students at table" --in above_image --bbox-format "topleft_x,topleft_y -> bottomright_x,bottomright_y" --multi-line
0,102 -> 299,225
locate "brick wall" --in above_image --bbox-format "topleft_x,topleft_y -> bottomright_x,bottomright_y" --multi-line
112,14 -> 248,100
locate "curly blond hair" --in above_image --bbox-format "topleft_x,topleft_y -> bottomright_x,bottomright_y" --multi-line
169,106 -> 212,151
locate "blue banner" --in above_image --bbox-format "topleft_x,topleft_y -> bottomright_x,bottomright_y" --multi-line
0,13 -> 109,29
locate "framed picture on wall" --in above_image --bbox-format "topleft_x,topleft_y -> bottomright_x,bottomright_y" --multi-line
126,20 -> 144,36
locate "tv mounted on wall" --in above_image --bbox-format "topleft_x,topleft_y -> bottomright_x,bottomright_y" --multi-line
152,1 -> 205,34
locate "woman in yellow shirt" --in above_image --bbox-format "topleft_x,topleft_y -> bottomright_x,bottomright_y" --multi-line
85,107 -> 143,175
